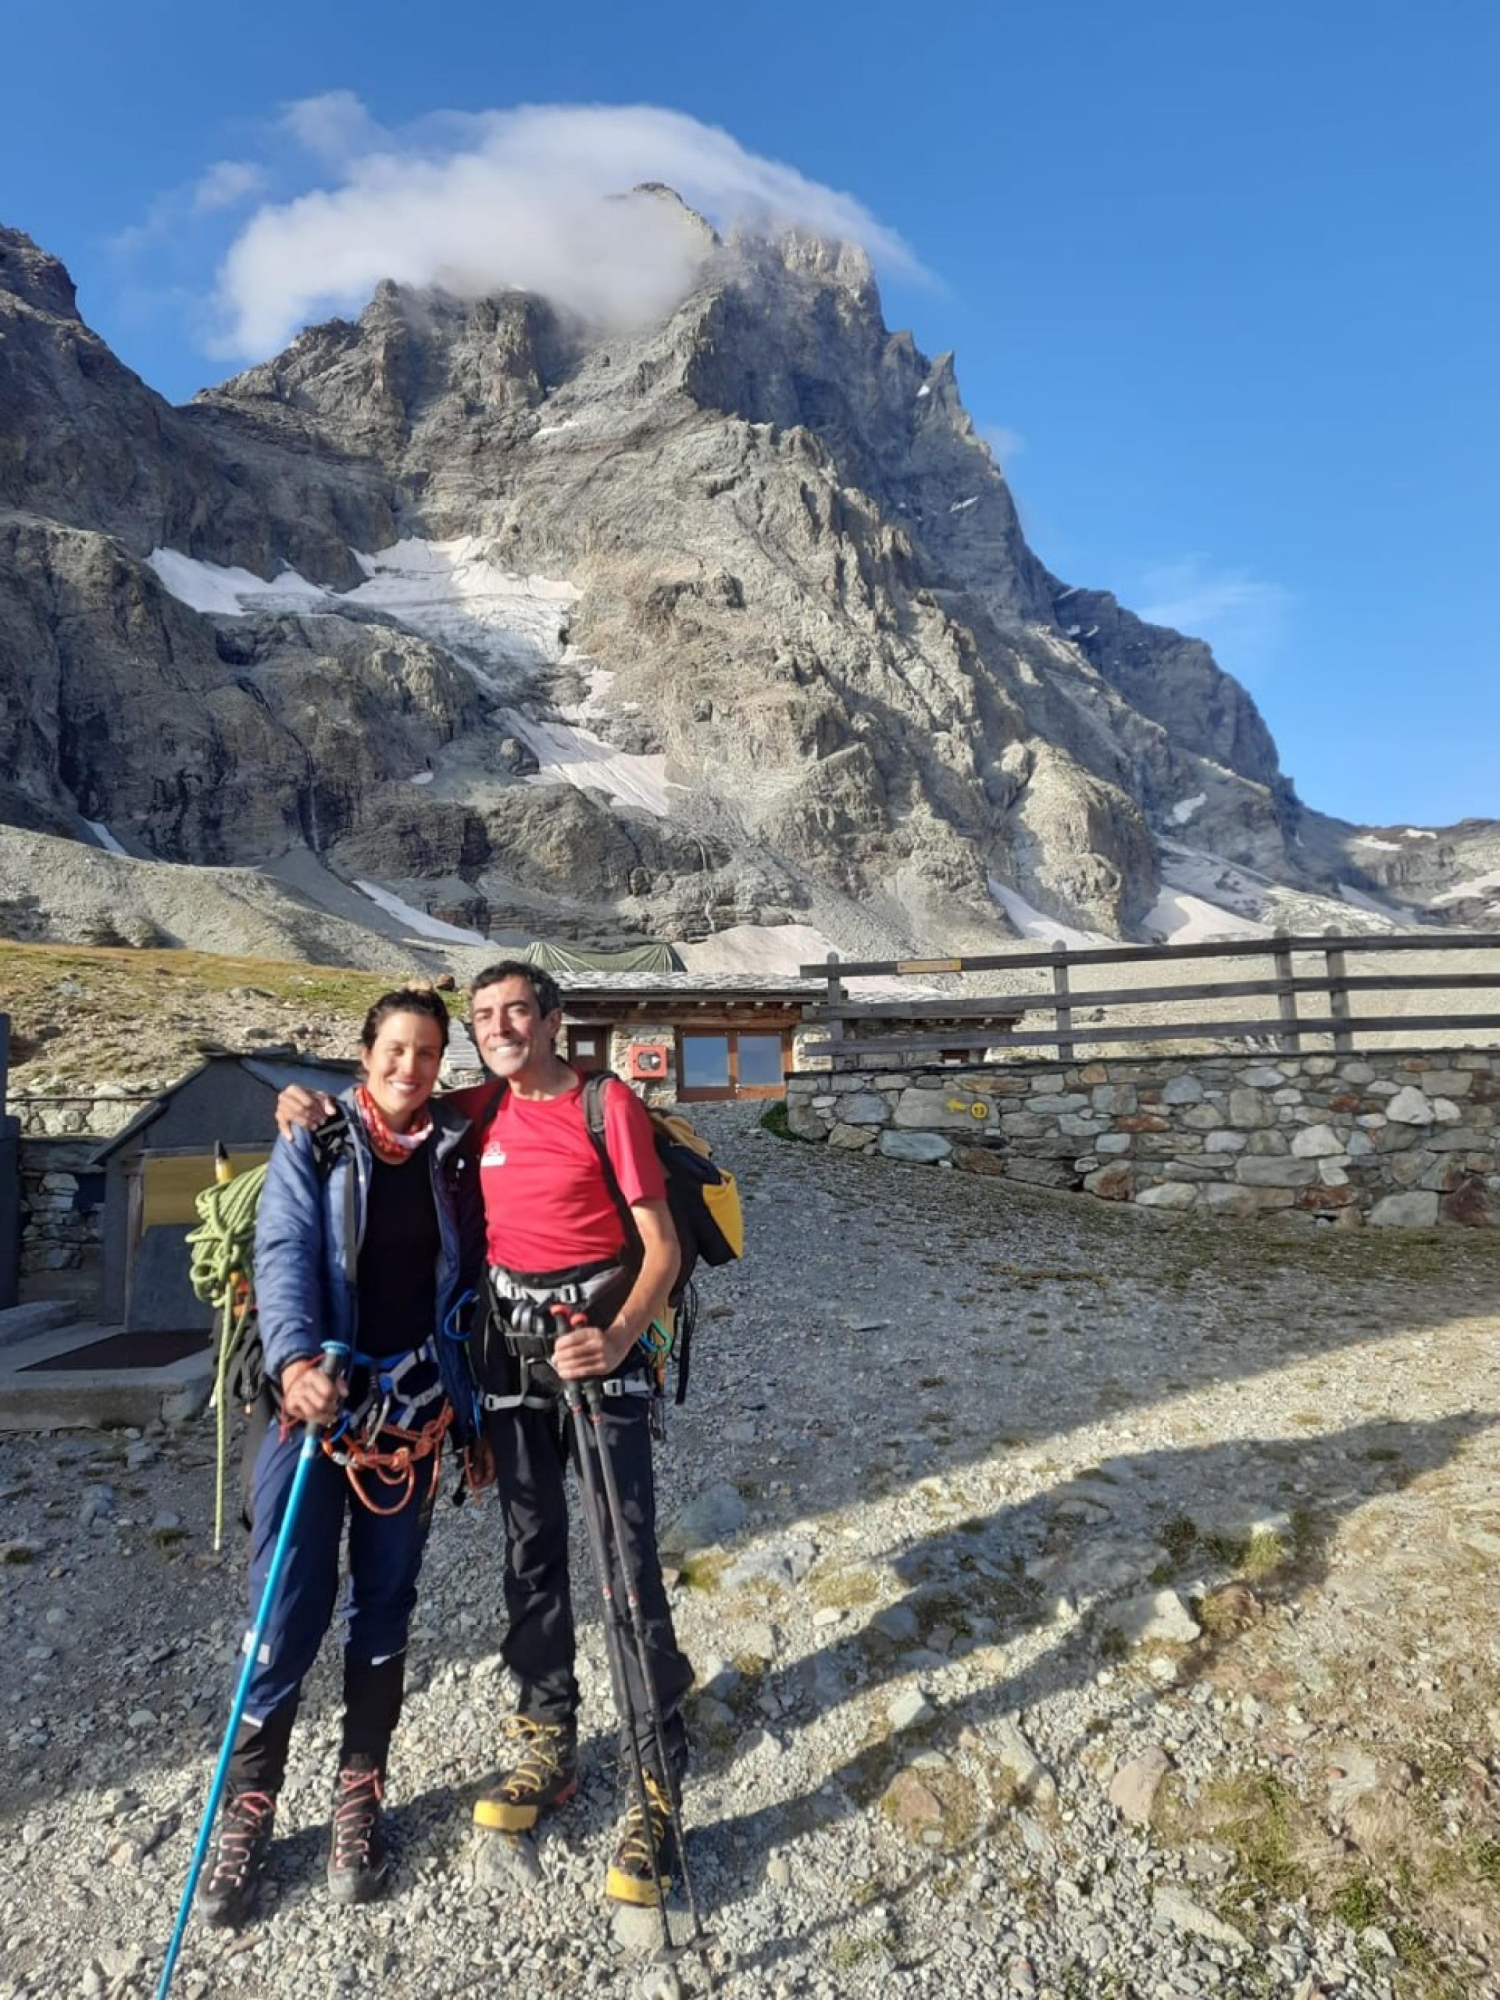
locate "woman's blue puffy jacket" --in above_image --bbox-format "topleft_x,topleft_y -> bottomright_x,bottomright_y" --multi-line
252,1090 -> 483,1415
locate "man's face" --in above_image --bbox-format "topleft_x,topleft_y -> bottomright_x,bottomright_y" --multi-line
470,976 -> 560,1081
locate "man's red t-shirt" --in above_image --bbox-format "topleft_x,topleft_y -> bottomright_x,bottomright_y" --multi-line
447,1077 -> 665,1272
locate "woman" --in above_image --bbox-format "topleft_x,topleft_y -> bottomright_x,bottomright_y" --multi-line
198,986 -> 482,1925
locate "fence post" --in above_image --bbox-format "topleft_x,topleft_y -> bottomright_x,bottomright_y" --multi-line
1323,934 -> 1353,1053
1271,928 -> 1300,1055
824,951 -> 846,1071
1051,941 -> 1075,1064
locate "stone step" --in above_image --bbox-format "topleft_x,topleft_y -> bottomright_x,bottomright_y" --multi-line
0,1320 -> 212,1432
0,1299 -> 78,1352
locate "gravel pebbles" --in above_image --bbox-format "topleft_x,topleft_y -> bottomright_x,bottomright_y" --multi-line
4,1104 -> 1500,1998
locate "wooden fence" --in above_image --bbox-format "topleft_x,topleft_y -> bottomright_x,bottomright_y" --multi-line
799,931 -> 1500,1070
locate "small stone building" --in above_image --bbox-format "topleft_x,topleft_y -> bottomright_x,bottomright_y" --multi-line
92,1054 -> 355,1337
549,975 -> 826,1104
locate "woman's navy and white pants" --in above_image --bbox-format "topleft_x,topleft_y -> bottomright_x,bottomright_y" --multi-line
227,1389 -> 435,1792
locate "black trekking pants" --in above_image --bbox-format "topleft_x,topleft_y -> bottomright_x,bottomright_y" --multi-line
485,1362 -> 692,1780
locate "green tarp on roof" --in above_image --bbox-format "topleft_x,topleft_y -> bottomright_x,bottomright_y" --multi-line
522,939 -> 683,975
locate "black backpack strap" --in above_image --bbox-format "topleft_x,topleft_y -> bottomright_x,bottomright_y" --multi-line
310,1108 -> 357,1284
583,1073 -> 642,1261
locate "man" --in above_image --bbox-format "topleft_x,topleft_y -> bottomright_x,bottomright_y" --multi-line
278,962 -> 692,1907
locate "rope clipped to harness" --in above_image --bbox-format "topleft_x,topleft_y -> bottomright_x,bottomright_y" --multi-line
305,1343 -> 456,1514
321,1404 -> 453,1514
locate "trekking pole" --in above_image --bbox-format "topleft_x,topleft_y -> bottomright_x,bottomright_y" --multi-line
154,1341 -> 349,2000
580,1378 -> 710,1955
559,1376 -> 678,1950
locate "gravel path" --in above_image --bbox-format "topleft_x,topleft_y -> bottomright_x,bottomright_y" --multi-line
4,1106 -> 1500,1999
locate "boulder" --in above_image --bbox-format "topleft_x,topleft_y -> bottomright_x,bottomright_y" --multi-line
879,1130 -> 953,1164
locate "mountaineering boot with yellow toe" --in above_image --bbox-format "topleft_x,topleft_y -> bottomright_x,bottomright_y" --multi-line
605,1772 -> 680,1907
473,1715 -> 578,1833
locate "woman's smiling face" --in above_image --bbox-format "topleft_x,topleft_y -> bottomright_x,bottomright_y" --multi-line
360,1010 -> 445,1130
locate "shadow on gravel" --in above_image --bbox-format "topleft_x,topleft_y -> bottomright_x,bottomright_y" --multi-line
9,1108 -> 1500,1928
696,1408 -> 1496,1977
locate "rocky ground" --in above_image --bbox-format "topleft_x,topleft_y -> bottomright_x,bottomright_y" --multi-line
4,1105 -> 1500,1999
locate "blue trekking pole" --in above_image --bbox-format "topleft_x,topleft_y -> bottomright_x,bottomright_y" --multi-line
155,1341 -> 348,2000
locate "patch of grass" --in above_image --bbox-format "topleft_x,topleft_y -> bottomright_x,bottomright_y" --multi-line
2,1545 -> 36,1565
1241,1529 -> 1289,1581
1190,1772 -> 1309,1902
809,1567 -> 880,1610
759,1102 -> 806,1142
152,1527 -> 188,1550
827,1934 -> 884,1971
1332,1873 -> 1387,1929
676,1552 -> 730,1593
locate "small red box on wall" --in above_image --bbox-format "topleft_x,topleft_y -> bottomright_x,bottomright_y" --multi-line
628,1044 -> 670,1080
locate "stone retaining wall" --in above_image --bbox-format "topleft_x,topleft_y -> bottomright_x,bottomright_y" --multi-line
10,1093 -> 154,1138
19,1138 -> 106,1279
785,1050 -> 1500,1226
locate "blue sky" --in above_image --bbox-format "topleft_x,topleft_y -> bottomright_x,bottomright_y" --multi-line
5,0 -> 1495,828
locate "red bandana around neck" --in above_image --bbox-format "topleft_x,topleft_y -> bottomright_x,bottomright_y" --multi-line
354,1083 -> 434,1165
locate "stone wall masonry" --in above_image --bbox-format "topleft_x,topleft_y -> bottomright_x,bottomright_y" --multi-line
10,1093 -> 154,1138
785,1051 -> 1500,1227
19,1138 -> 105,1279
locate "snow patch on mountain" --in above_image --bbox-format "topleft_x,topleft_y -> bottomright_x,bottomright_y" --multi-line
503,712 -> 676,818
83,819 -> 129,857
1433,870 -> 1500,907
352,879 -> 489,943
1144,887 -> 1270,943
148,538 -> 578,698
343,539 -> 578,690
146,549 -> 328,616
988,878 -> 1112,950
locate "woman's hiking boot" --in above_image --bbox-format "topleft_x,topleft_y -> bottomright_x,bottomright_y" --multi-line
472,1715 -> 578,1833
327,1759 -> 389,1904
197,1789 -> 276,1927
605,1772 -> 679,1907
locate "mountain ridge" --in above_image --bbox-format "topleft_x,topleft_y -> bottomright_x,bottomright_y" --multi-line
2,214 -> 1493,961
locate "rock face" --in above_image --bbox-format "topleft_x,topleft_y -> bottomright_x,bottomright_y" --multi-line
0,214 -> 1489,952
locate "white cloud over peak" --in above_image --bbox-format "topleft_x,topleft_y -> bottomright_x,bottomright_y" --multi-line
190,160 -> 267,215
210,97 -> 922,359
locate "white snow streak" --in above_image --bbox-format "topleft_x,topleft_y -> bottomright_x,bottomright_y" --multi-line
148,538 -> 578,697
343,539 -> 578,691
988,878 -> 1112,950
1145,887 -> 1269,944
352,880 -> 489,943
504,712 -> 675,818
83,820 -> 129,856
146,549 -> 328,616
1169,794 -> 1207,826
1433,870 -> 1500,906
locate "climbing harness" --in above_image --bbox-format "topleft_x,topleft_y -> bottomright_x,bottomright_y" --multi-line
315,1341 -> 453,1515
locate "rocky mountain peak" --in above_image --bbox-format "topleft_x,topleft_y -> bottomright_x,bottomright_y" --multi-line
0,226 -> 79,320
0,215 -> 1491,961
